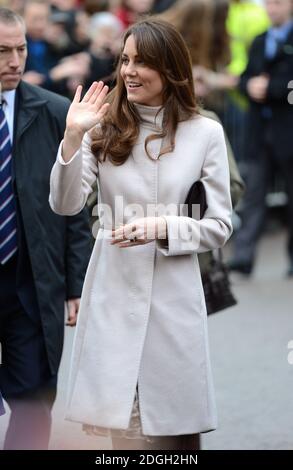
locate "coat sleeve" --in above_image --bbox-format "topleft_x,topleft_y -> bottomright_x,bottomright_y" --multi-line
49,132 -> 98,216
157,122 -> 233,256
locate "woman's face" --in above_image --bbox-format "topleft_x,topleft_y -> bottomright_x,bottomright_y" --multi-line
120,35 -> 164,107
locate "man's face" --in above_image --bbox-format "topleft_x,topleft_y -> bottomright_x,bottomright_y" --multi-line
0,22 -> 27,92
265,0 -> 292,26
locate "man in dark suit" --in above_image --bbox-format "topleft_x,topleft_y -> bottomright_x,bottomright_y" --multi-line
229,0 -> 293,276
0,8 -> 91,449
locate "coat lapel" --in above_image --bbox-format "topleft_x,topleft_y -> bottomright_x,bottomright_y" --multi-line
15,81 -> 48,144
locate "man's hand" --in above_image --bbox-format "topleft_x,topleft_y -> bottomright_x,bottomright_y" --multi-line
66,298 -> 81,326
247,75 -> 269,102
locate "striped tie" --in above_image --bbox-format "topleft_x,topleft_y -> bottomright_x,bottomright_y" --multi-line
0,98 -> 17,264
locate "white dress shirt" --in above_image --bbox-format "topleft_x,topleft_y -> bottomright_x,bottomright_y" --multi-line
2,89 -> 16,143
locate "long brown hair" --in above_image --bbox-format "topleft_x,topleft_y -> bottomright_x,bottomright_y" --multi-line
91,18 -> 198,165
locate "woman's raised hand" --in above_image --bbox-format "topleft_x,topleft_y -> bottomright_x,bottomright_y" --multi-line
66,81 -> 110,135
62,81 -> 110,162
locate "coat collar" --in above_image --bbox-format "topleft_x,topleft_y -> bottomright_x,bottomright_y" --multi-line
133,103 -> 164,131
15,81 -> 48,142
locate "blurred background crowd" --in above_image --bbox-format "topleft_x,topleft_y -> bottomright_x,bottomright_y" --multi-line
0,0 -> 270,148
0,0 -> 269,153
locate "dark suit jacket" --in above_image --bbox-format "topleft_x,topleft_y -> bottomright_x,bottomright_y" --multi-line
12,81 -> 91,375
239,27 -> 293,161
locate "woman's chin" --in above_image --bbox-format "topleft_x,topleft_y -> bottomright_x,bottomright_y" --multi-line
127,94 -> 142,104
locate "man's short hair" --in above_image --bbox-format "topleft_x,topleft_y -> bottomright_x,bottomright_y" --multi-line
0,7 -> 26,30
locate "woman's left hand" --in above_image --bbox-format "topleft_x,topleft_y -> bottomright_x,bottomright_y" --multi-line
111,217 -> 167,248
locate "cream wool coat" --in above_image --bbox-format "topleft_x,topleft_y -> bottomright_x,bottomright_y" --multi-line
49,104 -> 233,436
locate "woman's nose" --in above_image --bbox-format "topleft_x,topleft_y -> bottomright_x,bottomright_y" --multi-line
125,62 -> 137,75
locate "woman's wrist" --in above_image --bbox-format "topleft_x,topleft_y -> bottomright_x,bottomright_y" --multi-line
64,126 -> 85,141
62,127 -> 85,162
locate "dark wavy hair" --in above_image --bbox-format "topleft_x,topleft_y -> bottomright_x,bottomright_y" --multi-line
91,18 -> 198,165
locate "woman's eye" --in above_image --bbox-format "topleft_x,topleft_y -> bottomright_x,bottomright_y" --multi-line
121,58 -> 129,64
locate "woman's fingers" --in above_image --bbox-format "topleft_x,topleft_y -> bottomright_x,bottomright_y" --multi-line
97,103 -> 110,120
111,223 -> 140,245
111,226 -> 125,244
111,225 -> 129,244
110,223 -> 151,247
89,81 -> 105,104
82,81 -> 100,102
84,81 -> 108,106
73,84 -> 83,103
74,82 -> 109,120
94,84 -> 109,107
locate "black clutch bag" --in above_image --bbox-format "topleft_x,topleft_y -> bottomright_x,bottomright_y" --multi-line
185,180 -> 207,219
185,181 -> 237,315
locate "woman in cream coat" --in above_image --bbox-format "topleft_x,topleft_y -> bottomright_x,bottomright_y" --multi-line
49,19 -> 232,450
